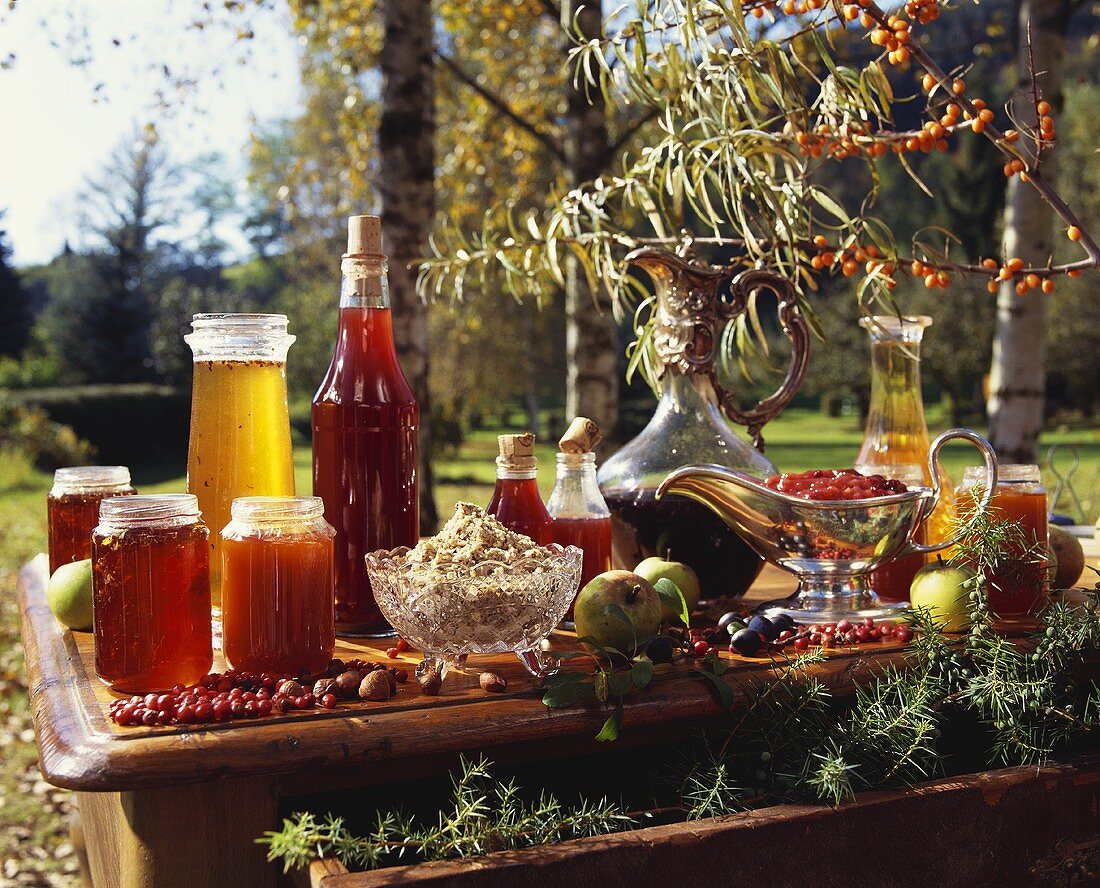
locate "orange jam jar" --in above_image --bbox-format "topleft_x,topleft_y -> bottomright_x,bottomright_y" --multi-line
48,466 -> 136,572
92,495 -> 212,693
221,497 -> 335,676
958,464 -> 1049,617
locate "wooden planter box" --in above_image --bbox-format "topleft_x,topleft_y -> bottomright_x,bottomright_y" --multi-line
291,758 -> 1100,888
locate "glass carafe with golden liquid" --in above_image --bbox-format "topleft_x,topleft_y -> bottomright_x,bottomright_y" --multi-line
855,316 -> 955,541
186,314 -> 296,613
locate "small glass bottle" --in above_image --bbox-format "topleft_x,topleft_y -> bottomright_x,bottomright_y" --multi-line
958,464 -> 1049,617
92,494 -> 212,693
221,496 -> 336,676
48,466 -> 136,572
185,313 -> 297,613
547,418 -> 612,619
854,463 -> 928,603
487,433 -> 552,544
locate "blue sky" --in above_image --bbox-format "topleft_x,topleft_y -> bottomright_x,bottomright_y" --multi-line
0,0 -> 302,266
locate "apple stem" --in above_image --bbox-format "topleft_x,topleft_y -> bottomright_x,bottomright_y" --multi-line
627,585 -> 640,604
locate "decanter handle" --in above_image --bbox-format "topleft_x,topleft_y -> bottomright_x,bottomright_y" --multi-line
713,269 -> 811,451
901,428 -> 999,557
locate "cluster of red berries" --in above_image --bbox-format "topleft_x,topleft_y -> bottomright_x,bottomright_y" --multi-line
108,659 -> 410,728
904,0 -> 941,25
764,468 -> 908,501
790,617 -> 913,650
385,637 -> 412,658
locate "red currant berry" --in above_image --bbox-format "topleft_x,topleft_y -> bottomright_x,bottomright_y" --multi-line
793,637 -> 810,651
693,640 -> 710,657
386,647 -> 400,659
896,626 -> 913,643
396,637 -> 411,652
321,693 -> 337,709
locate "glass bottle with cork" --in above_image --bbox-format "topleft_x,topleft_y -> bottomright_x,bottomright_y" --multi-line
547,417 -> 612,618
312,215 -> 419,637
487,433 -> 553,544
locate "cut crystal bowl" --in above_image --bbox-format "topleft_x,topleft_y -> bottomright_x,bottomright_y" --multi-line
365,544 -> 582,680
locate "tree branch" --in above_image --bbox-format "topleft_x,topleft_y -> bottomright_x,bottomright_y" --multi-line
434,50 -> 566,163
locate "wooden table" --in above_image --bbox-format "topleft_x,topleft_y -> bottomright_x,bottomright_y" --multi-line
19,544 -> 1099,888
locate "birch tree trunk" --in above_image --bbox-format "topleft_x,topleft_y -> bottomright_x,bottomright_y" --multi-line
380,0 -> 439,532
986,0 -> 1071,462
562,0 -> 621,444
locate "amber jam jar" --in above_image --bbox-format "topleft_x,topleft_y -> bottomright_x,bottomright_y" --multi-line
92,495 -> 212,693
958,464 -> 1049,617
221,496 -> 336,676
48,467 -> 136,573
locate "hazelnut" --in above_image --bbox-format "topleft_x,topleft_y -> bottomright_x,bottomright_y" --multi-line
277,679 -> 304,698
479,672 -> 507,694
359,670 -> 392,702
417,669 -> 442,696
382,669 -> 398,693
312,677 -> 338,699
334,669 -> 362,696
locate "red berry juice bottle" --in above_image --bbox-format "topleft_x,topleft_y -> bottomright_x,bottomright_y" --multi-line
312,215 -> 419,636
486,433 -> 552,545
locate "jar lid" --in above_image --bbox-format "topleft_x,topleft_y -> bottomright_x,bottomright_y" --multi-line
964,463 -> 1040,483
52,466 -> 130,492
99,494 -> 200,524
230,496 -> 326,522
185,313 -> 295,361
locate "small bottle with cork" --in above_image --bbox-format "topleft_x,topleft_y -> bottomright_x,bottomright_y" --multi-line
547,418 -> 613,619
486,433 -> 553,545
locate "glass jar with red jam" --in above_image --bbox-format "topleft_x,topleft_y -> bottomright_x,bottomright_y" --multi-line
92,495 -> 212,694
221,496 -> 336,677
854,464 -> 928,603
48,466 -> 136,573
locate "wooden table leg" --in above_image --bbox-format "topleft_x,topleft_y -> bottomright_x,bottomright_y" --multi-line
77,776 -> 278,888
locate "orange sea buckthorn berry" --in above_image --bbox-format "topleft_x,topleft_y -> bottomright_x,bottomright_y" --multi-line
843,259 -> 859,276
936,271 -> 950,288
978,109 -> 994,123
951,79 -> 965,95
1041,279 -> 1054,294
813,234 -> 827,246
997,268 -> 1012,281
1068,226 -> 1082,241
752,6 -> 765,16
1004,129 -> 1019,142
1015,281 -> 1028,296
1069,269 -> 1081,278
972,98 -> 986,110
986,279 -> 998,293
973,119 -> 986,134
922,73 -> 936,92
860,11 -> 875,26
811,255 -> 824,270
924,273 -> 937,289
911,260 -> 924,276
981,258 -> 998,270
1007,257 -> 1025,272
936,139 -> 949,151
844,5 -> 860,19
1025,273 -> 1041,289
1037,100 -> 1051,116
946,103 -> 961,120
1020,172 -> 1031,182
1003,163 -> 1015,177
822,251 -> 835,264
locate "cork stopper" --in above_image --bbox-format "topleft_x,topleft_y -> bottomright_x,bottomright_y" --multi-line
346,214 -> 382,256
558,417 -> 601,454
497,433 -> 538,470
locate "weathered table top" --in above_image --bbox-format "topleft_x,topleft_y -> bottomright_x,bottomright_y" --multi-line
8,553 -> 982,794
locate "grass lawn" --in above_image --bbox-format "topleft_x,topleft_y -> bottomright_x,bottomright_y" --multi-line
0,407 -> 1096,882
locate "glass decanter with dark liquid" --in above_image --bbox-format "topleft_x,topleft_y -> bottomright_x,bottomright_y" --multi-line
597,247 -> 810,603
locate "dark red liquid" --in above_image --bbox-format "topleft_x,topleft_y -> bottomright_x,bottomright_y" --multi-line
312,306 -> 419,635
486,477 -> 553,545
870,525 -> 927,603
551,516 -> 613,619
603,489 -> 763,600
92,523 -> 212,693
48,488 -> 136,572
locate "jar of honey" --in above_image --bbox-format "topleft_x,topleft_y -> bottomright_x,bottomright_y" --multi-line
221,496 -> 335,676
958,464 -> 1049,617
854,463 -> 927,603
92,495 -> 212,693
48,466 -> 136,573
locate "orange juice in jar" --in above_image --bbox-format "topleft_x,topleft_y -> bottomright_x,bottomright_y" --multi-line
957,464 -> 1049,617
185,315 -> 296,612
221,497 -> 336,677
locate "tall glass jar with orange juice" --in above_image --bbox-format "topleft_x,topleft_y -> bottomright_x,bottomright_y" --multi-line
958,464 -> 1049,617
221,496 -> 335,677
855,316 -> 955,543
186,314 -> 296,613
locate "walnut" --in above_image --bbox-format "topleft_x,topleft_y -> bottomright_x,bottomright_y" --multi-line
417,669 -> 442,696
358,670 -> 392,702
333,670 -> 362,696
313,677 -> 338,699
276,679 -> 304,698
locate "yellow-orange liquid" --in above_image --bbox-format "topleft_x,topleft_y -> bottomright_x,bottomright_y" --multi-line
187,360 -> 295,606
856,337 -> 956,543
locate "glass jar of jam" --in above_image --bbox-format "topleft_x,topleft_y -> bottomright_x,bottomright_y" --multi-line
48,466 -> 136,573
92,495 -> 212,693
958,464 -> 1049,617
221,496 -> 336,676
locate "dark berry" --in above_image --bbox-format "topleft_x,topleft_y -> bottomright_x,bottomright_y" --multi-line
645,636 -> 675,664
747,615 -> 779,641
730,627 -> 763,656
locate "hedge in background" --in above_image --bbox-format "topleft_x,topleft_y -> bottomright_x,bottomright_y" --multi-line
8,385 -> 190,467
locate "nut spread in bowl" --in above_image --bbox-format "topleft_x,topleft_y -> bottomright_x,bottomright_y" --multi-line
365,503 -> 582,681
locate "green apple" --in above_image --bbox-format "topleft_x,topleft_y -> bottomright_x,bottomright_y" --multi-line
634,556 -> 702,619
908,559 -> 975,632
47,559 -> 94,631
573,570 -> 663,655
